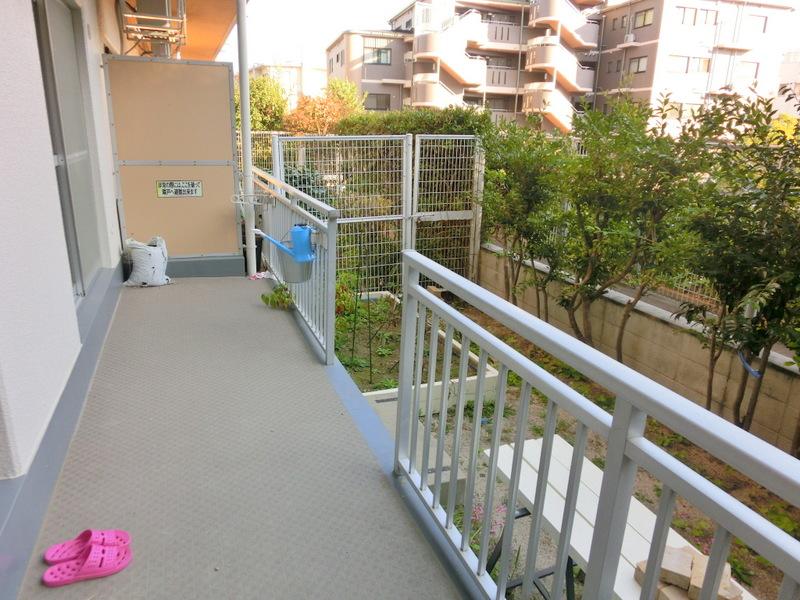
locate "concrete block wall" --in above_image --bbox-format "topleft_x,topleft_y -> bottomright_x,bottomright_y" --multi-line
478,249 -> 800,454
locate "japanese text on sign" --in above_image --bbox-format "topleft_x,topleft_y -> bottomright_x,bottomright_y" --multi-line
156,180 -> 203,198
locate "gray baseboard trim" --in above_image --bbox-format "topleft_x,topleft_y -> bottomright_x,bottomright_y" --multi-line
166,254 -> 245,278
0,263 -> 122,600
325,360 -> 483,600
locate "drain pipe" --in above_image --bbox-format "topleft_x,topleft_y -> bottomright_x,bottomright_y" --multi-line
237,0 -> 256,276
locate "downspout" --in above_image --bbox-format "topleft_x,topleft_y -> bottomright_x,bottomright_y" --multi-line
592,14 -> 605,109
514,1 -> 525,116
237,0 -> 256,276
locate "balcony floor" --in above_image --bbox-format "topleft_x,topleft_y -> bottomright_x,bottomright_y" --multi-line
17,277 -> 458,599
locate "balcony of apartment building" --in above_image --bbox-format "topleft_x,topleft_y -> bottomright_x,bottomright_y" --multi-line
413,16 -> 487,88
529,0 -> 600,50
525,41 -> 595,93
455,8 -> 531,53
6,2 -> 800,599
522,80 -> 580,131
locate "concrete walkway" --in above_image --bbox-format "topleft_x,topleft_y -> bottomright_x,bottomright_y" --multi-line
17,278 -> 458,599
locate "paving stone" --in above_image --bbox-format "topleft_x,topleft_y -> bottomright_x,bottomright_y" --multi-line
660,546 -> 695,589
659,585 -> 691,600
688,553 -> 740,600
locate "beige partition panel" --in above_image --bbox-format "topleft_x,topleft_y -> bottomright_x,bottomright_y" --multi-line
105,56 -> 239,257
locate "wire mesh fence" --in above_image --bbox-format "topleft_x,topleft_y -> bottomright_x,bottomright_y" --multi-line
236,130 -> 284,172
275,135 -> 408,293
656,273 -> 719,309
414,135 -> 483,282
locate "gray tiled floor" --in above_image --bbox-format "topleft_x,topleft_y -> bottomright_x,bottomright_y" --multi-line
18,278 -> 458,599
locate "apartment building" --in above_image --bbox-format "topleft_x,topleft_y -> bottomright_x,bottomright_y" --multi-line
775,49 -> 800,116
328,0 -> 794,131
595,0 -> 794,127
249,63 -> 327,109
326,0 -> 537,123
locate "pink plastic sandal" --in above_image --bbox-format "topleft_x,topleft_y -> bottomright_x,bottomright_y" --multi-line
42,544 -> 132,587
44,529 -> 130,565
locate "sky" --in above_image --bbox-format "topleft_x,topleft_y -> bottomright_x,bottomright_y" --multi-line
217,0 -> 411,72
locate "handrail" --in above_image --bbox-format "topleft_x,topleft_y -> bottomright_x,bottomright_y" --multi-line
252,166 -> 339,220
402,250 -> 800,507
253,166 -> 338,365
394,249 -> 800,599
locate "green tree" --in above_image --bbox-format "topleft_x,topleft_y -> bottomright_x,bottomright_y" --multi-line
284,79 -> 366,134
554,97 -> 694,348
234,75 -> 287,131
325,78 -> 367,114
678,90 -> 800,430
482,115 -> 571,316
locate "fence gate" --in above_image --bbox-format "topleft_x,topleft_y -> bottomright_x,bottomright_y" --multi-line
411,134 -> 483,282
272,133 -> 482,293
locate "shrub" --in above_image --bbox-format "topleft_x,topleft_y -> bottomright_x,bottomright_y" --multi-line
335,106 -> 492,136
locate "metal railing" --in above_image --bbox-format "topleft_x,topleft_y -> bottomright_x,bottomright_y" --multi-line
394,250 -> 800,599
252,167 -> 339,365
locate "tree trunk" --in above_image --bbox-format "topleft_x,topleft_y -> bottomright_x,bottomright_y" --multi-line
732,349 -> 753,427
791,416 -> 800,458
615,283 -> 647,363
565,301 -> 588,344
581,295 -> 594,347
502,252 -> 512,302
704,334 -> 724,412
741,342 -> 774,431
533,285 -> 542,319
542,284 -> 550,323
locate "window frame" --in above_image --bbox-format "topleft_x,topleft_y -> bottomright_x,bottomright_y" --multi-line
629,55 -> 648,74
365,93 -> 391,111
364,37 -> 392,65
634,8 -> 654,28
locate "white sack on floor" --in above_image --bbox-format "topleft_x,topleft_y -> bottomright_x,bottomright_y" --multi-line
124,237 -> 170,287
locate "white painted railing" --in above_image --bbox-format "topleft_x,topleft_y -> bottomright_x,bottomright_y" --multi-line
253,167 -> 339,365
394,250 -> 800,599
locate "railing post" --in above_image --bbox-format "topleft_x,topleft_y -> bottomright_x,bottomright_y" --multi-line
395,253 -> 419,475
325,214 -> 338,365
402,133 -> 414,250
583,399 -> 646,599
410,135 -> 422,251
469,139 -> 484,282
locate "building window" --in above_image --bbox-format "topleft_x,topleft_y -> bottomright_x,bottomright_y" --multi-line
678,6 -> 696,25
668,55 -> 710,74
668,55 -> 688,73
364,37 -> 392,65
634,8 -> 654,28
665,102 -> 701,119
486,55 -> 513,68
699,9 -> 717,25
405,19 -> 412,29
607,60 -> 614,73
365,93 -> 391,110
328,58 -> 333,74
629,56 -> 648,73
621,15 -> 628,29
745,14 -> 768,34
612,17 -> 618,30
616,59 -> 622,72
736,61 -> 759,83
678,7 -> 717,26
689,57 -> 710,73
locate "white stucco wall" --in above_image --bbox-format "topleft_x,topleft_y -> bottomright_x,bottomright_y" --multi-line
0,1 -> 83,478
